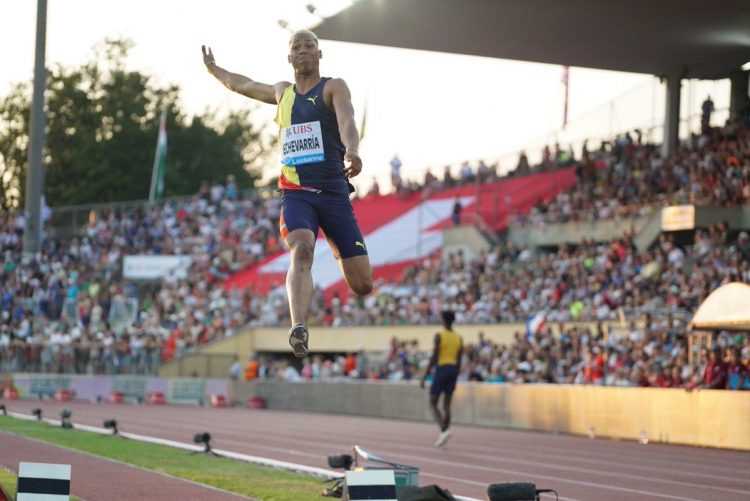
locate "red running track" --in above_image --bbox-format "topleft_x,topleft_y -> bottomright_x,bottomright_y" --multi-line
2,400 -> 749,501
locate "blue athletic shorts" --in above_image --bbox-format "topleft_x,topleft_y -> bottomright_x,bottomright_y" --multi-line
430,364 -> 459,396
279,189 -> 368,259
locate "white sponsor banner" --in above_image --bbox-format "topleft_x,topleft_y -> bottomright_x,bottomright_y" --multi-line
281,120 -> 325,166
661,205 -> 695,231
123,255 -> 192,280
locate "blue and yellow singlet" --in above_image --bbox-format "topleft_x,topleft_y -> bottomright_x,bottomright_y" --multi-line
275,77 -> 348,195
437,329 -> 462,366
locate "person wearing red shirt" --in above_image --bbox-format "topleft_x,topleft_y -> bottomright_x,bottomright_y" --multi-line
701,347 -> 728,390
343,352 -> 357,376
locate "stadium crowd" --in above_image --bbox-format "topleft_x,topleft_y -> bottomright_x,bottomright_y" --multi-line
295,227 -> 750,328
1,121 -> 749,389
0,177 -> 280,374
250,323 -> 749,391
514,120 -> 750,226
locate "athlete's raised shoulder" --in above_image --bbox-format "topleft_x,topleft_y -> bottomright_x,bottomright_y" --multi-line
273,81 -> 294,103
322,78 -> 350,105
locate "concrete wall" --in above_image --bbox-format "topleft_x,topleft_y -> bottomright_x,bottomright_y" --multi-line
443,225 -> 492,262
158,353 -> 236,378
510,206 -> 750,251
201,321 -> 620,355
164,321 -> 625,377
233,381 -> 750,451
508,215 -> 651,248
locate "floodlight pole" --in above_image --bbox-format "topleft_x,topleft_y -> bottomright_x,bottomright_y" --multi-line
23,0 -> 48,255
661,73 -> 681,159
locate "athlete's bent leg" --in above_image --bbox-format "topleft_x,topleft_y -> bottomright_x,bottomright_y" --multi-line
340,255 -> 373,296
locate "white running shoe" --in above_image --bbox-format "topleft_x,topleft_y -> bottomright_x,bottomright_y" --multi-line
435,429 -> 452,448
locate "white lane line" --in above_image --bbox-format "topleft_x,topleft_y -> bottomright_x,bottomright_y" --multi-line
114,416 -> 707,500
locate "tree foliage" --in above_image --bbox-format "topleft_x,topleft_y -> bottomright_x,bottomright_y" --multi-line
0,38 -> 272,210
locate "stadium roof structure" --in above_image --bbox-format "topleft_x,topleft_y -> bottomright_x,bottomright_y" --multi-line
690,282 -> 750,332
315,0 -> 750,80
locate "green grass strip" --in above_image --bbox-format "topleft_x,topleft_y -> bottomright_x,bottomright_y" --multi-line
0,416 -> 329,501
0,466 -> 17,499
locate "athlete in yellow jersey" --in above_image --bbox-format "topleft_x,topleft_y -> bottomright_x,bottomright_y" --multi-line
421,310 -> 463,448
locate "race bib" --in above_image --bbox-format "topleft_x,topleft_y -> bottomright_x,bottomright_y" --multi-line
281,121 -> 325,166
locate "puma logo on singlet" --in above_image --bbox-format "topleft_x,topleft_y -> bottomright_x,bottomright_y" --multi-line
307,95 -> 318,105
355,241 -> 366,249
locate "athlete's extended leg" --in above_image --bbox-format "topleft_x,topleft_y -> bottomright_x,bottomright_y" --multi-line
428,393 -> 443,430
286,228 -> 316,357
434,392 -> 453,447
441,393 -> 453,432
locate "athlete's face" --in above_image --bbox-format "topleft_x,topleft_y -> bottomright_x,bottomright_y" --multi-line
288,34 -> 321,73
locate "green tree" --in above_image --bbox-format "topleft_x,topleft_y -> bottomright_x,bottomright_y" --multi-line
0,38 -> 271,210
0,82 -> 31,210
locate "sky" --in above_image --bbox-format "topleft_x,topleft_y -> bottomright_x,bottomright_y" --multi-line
4,0 -> 731,196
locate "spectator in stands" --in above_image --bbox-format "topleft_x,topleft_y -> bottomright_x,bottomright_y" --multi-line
515,151 -> 530,174
702,95 -> 714,129
726,346 -> 748,390
225,174 -> 238,199
459,162 -> 474,185
355,345 -> 370,379
367,177 -> 381,197
452,197 -> 462,226
443,165 -> 456,188
688,346 -> 727,391
244,355 -> 260,381
390,154 -> 403,193
477,160 -> 491,184
229,355 -> 241,381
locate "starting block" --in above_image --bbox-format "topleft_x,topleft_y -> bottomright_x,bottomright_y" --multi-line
17,462 -> 71,500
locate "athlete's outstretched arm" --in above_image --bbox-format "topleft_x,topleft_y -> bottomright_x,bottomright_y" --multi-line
327,78 -> 362,178
202,45 -> 288,105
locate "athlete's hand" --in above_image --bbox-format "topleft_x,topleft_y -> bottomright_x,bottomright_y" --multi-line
344,150 -> 362,178
202,45 -> 216,70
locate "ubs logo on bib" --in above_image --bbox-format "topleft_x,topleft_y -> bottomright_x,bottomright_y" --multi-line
290,124 -> 314,134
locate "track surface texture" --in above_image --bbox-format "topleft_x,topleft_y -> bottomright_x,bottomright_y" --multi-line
2,400 -> 749,501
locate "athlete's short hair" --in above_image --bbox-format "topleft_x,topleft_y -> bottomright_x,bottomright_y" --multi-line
441,310 -> 455,329
289,29 -> 319,47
